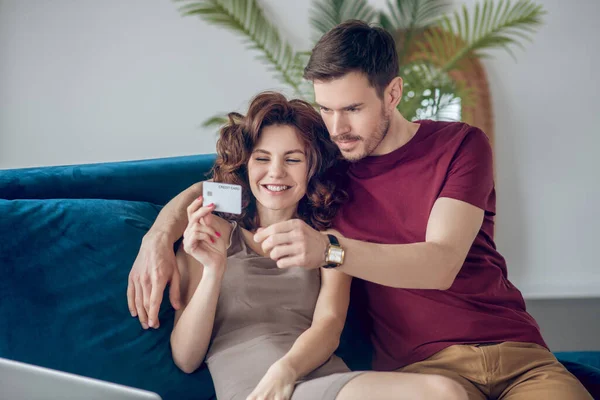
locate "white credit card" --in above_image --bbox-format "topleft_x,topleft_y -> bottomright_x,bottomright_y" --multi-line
202,181 -> 242,215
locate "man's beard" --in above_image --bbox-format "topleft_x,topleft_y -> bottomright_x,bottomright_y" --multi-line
343,108 -> 391,162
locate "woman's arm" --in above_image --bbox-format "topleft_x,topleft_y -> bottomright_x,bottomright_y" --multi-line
247,269 -> 352,399
169,203 -> 231,374
170,254 -> 224,374
279,268 -> 352,377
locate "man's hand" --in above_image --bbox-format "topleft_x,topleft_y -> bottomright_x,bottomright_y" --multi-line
127,232 -> 181,329
246,359 -> 297,400
253,219 -> 329,270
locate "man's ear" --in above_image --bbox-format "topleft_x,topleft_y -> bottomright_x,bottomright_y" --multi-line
386,77 -> 403,110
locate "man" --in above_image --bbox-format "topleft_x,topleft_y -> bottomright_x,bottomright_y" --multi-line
127,20 -> 591,399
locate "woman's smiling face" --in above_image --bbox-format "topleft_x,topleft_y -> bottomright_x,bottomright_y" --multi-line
247,124 -> 308,220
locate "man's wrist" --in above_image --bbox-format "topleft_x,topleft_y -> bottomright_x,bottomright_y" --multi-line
143,229 -> 174,246
321,234 -> 330,267
322,233 -> 345,269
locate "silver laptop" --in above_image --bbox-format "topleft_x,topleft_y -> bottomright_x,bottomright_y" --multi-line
0,357 -> 162,400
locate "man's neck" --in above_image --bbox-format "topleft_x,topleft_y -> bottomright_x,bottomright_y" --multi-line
372,111 -> 420,156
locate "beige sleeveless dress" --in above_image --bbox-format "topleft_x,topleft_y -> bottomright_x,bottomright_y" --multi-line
204,222 -> 363,400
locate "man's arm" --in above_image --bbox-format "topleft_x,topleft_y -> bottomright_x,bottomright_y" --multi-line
127,181 -> 204,329
255,197 -> 483,290
333,197 -> 483,289
148,181 -> 205,243
256,128 -> 493,290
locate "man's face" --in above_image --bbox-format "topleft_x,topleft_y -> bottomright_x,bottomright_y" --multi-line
314,72 -> 391,162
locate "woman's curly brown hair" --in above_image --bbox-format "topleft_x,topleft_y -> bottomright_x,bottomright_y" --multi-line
211,91 -> 348,231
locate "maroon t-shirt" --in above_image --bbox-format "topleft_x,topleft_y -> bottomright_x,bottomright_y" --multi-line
333,120 -> 547,371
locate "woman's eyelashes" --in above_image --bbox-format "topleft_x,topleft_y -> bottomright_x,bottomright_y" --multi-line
253,157 -> 303,164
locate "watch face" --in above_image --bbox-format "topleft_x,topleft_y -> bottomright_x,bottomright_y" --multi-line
329,247 -> 344,264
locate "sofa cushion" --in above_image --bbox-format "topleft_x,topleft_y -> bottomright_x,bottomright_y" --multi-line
559,361 -> 600,399
556,352 -> 600,399
0,198 -> 215,400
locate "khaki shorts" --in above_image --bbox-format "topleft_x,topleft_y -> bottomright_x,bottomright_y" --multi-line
396,342 -> 592,400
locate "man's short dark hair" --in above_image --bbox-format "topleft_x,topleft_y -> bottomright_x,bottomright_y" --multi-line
303,20 -> 399,98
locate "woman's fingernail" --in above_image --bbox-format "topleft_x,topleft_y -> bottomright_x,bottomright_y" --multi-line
206,203 -> 214,207
197,196 -> 202,201
142,323 -> 148,330
210,238 -> 215,244
148,319 -> 155,328
215,231 -> 221,238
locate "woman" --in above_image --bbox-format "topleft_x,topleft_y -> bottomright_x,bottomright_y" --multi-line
170,92 -> 467,400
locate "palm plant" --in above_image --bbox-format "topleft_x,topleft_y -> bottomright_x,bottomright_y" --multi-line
175,0 -> 545,129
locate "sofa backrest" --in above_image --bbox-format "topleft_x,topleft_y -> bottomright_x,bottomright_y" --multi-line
0,154 -> 217,205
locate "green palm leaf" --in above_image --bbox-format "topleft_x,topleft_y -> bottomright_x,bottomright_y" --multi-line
288,51 -> 316,102
176,0 -> 304,94
380,0 -> 451,66
175,0 -> 545,128
419,0 -> 545,71
309,0 -> 379,43
202,114 -> 229,128
381,0 -> 451,32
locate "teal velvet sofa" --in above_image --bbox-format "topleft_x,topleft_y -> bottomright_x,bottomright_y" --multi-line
1,155 -> 598,400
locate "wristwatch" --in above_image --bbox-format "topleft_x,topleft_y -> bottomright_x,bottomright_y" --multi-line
323,234 -> 345,269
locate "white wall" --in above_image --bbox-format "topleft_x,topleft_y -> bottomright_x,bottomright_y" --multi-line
0,0 -> 300,167
466,0 -> 600,299
1,0 -> 599,301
